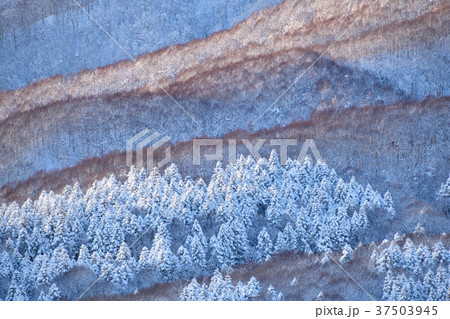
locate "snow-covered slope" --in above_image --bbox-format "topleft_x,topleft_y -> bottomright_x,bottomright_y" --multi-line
1,0 -> 448,189
0,0 -> 282,91
0,0 -> 448,123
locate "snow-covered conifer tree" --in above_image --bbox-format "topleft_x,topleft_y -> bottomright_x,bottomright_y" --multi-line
180,278 -> 202,301
245,276 -> 261,299
255,228 -> 273,262
383,191 -> 395,219
208,269 -> 225,301
176,245 -> 193,278
138,246 -> 151,270
229,219 -> 250,262
77,244 -> 92,269
210,223 -> 235,267
274,223 -> 297,253
46,283 -> 61,301
49,244 -> 72,279
148,223 -> 177,280
0,251 -> 13,279
334,178 -> 347,206
267,285 -> 284,301
431,242 -> 449,265
266,192 -> 283,228
268,150 -> 283,188
110,242 -> 136,291
340,244 -> 353,264
189,234 -> 207,271
6,279 -> 28,301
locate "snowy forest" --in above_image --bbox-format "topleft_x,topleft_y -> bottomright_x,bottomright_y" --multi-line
0,152 -> 405,300
372,236 -> 449,301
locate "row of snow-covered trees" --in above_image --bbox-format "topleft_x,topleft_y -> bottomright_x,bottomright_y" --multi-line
0,152 -> 395,300
371,237 -> 449,301
180,270 -> 262,301
179,270 -> 285,301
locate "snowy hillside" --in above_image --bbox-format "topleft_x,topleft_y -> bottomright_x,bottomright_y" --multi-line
0,0 -> 282,91
0,0 -> 448,189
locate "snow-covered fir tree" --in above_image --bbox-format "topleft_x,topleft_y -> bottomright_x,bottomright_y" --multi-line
255,228 -> 273,262
180,270 -> 262,301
